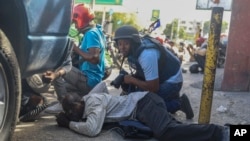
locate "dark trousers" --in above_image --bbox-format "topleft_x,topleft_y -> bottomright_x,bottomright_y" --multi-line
53,67 -> 91,102
194,54 -> 206,71
136,93 -> 224,141
158,82 -> 182,113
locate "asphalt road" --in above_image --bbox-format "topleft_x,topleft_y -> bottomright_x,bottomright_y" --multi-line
12,65 -> 250,141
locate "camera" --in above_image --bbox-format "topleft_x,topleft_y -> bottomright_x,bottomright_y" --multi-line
110,70 -> 128,89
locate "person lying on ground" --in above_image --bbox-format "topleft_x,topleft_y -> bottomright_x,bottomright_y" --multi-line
55,82 -> 229,141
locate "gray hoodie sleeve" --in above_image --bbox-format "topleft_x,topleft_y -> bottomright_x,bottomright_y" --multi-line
69,96 -> 106,137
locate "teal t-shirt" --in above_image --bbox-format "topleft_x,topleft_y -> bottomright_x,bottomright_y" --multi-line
80,25 -> 106,88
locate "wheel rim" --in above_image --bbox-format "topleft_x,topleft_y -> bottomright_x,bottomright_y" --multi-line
0,63 -> 8,130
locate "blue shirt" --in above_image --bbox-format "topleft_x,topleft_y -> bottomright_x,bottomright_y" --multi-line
79,25 -> 106,88
138,48 -> 183,84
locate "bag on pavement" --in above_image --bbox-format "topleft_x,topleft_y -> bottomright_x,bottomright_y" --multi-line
114,120 -> 153,139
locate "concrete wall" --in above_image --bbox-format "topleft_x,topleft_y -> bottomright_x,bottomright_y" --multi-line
221,0 -> 250,91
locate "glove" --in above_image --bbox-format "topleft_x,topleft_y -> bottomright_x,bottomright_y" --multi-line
55,112 -> 70,128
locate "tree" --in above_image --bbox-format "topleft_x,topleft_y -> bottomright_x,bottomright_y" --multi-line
112,12 -> 139,32
172,19 -> 179,40
178,27 -> 186,39
163,23 -> 172,38
94,11 -> 139,35
163,19 -> 179,40
221,21 -> 229,33
203,21 -> 210,36
203,20 -> 229,36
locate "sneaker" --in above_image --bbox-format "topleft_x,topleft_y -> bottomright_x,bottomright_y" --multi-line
19,103 -> 49,122
44,102 -> 63,114
180,93 -> 194,119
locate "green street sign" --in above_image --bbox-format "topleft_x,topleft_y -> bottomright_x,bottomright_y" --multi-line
75,0 -> 123,5
151,9 -> 160,21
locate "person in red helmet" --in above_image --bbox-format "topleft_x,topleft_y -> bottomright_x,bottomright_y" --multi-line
72,4 -> 95,31
44,4 -> 106,114
155,36 -> 164,45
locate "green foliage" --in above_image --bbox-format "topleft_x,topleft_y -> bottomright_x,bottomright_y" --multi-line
112,12 -> 139,32
68,24 -> 83,44
202,20 -> 229,36
105,51 -> 113,67
94,12 -> 104,25
178,27 -> 186,39
162,19 -> 179,40
221,21 -> 229,33
163,24 -> 172,38
203,21 -> 210,36
170,19 -> 178,40
94,11 -> 139,34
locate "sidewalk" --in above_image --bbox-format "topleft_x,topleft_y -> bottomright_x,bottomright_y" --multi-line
181,62 -> 250,125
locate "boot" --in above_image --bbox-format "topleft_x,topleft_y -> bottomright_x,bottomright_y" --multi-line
180,93 -> 194,119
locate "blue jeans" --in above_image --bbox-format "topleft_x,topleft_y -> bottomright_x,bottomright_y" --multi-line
157,82 -> 182,113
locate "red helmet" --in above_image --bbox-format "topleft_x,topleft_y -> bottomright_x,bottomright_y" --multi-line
196,37 -> 205,46
72,4 -> 95,29
155,37 -> 164,45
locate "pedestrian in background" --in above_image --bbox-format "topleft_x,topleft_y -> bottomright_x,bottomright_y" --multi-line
193,37 -> 207,73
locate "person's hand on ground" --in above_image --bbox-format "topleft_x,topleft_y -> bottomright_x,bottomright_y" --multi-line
55,112 -> 70,128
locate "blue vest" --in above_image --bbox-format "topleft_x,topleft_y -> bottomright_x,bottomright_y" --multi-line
127,36 -> 181,83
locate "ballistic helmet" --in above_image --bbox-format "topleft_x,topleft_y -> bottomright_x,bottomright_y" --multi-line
72,4 -> 95,29
114,25 -> 141,44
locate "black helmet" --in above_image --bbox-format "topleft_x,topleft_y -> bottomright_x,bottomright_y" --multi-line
114,25 -> 141,44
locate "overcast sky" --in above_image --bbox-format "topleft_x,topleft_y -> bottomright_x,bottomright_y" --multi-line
94,0 -> 232,27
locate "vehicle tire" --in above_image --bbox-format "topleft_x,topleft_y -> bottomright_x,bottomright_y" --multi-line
0,29 -> 21,141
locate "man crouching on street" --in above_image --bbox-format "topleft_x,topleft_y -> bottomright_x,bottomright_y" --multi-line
55,82 -> 229,141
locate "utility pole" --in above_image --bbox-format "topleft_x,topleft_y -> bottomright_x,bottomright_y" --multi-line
198,7 -> 224,124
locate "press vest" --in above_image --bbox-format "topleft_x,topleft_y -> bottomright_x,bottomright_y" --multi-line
127,36 -> 181,83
